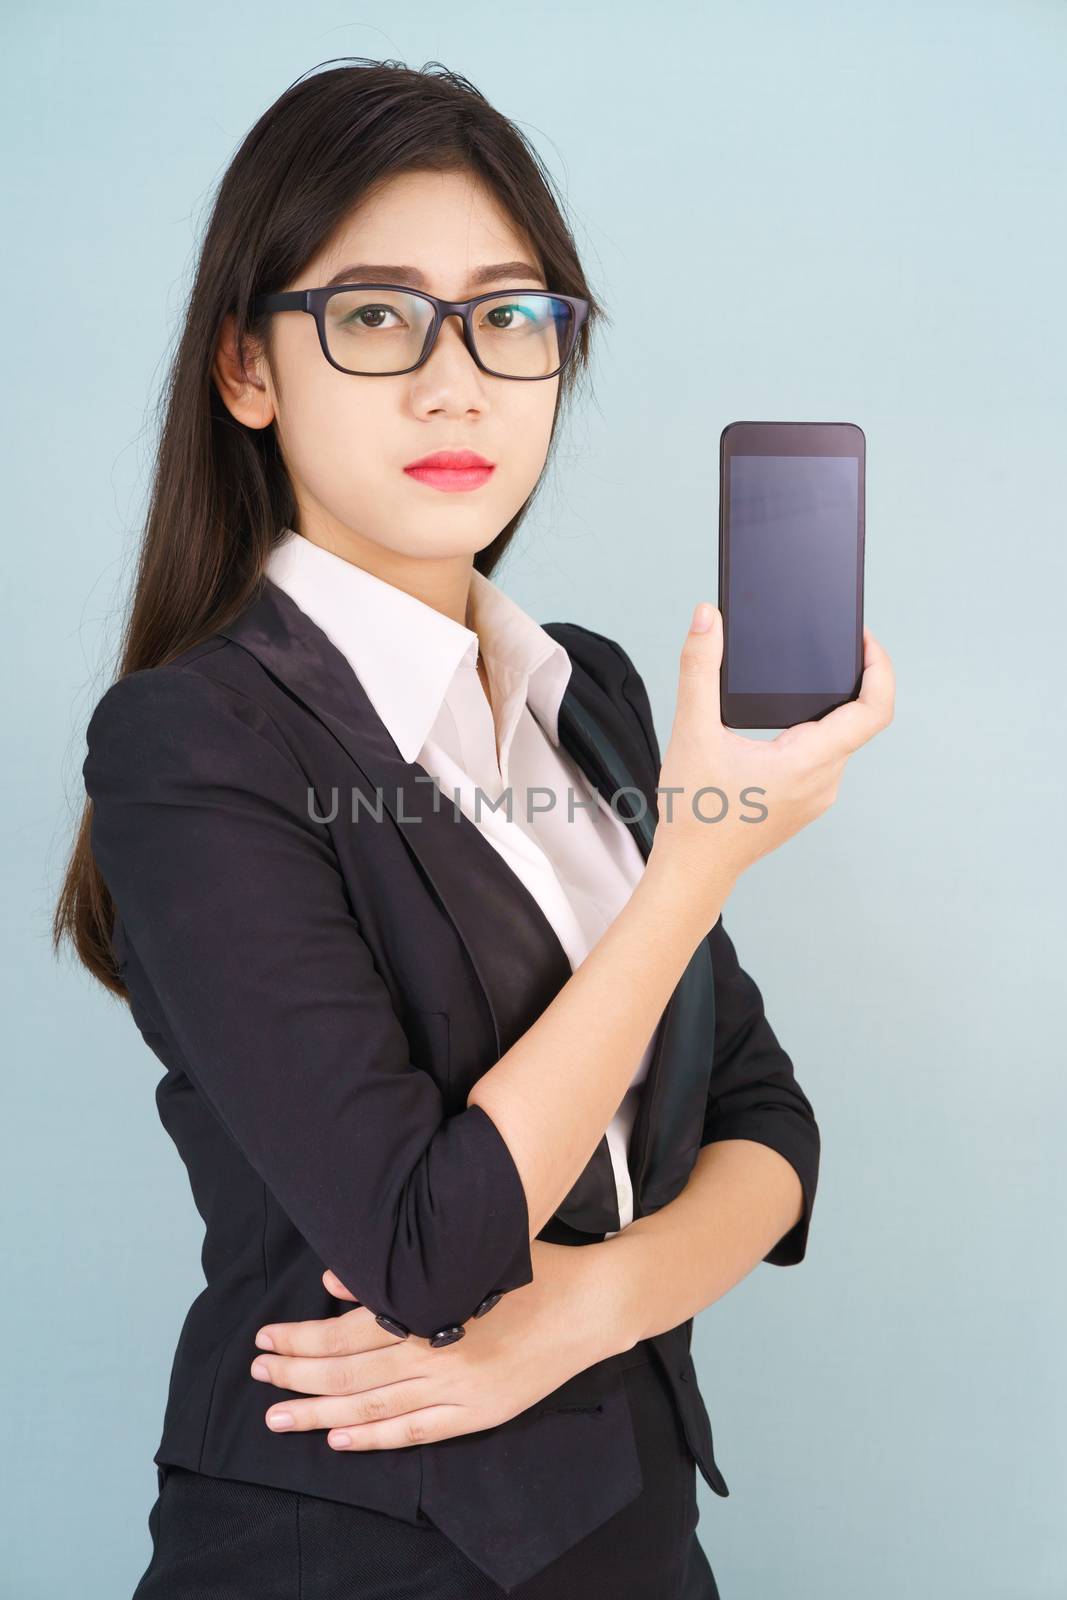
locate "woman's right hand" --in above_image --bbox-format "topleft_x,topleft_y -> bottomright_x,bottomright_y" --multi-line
647,602 -> 896,920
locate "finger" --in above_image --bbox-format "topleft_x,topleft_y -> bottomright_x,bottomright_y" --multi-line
820,627 -> 895,753
784,626 -> 895,762
322,1268 -> 361,1302
251,1350 -> 400,1396
255,1306 -> 377,1357
260,1381 -> 435,1436
671,602 -> 724,734
327,1404 -> 477,1451
857,627 -> 895,717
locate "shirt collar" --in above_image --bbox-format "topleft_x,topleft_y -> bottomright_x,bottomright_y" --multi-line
263,528 -> 572,763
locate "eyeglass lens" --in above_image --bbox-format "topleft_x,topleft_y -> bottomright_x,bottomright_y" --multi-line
322,290 -> 577,377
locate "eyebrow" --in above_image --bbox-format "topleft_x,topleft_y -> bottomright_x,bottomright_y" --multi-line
322,261 -> 547,291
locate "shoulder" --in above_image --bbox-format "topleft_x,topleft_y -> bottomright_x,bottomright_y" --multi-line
541,620 -> 661,769
87,631 -> 278,736
540,620 -> 643,690
84,639 -> 301,795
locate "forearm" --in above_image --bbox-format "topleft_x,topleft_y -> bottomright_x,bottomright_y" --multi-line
468,859 -> 735,1239
597,1139 -> 806,1350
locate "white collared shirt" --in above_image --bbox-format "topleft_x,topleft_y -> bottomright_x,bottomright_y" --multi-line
265,527 -> 658,1233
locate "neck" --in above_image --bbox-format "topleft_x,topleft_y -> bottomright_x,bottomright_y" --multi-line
287,516 -> 477,630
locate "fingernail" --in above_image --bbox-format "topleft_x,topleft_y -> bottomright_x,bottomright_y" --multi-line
690,603 -> 712,633
268,1412 -> 293,1431
329,1432 -> 352,1448
255,1331 -> 275,1351
251,1359 -> 271,1380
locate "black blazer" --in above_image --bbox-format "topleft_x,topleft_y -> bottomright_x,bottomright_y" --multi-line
83,575 -> 820,1592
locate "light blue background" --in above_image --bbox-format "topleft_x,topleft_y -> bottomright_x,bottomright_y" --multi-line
6,2 -> 1064,1595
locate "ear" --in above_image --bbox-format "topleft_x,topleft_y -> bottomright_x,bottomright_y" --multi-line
212,311 -> 274,429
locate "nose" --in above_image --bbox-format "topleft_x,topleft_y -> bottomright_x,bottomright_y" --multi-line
436,312 -> 469,351
422,310 -> 480,373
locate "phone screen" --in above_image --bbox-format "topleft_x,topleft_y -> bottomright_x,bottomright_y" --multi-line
726,452 -> 860,695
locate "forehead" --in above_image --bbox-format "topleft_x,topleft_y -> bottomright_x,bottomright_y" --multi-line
311,170 -> 544,288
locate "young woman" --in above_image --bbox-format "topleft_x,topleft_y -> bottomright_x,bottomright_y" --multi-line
55,59 -> 894,1600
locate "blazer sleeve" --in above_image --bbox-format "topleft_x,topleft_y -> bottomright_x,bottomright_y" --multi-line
700,918 -> 820,1265
83,665 -> 534,1339
604,632 -> 821,1267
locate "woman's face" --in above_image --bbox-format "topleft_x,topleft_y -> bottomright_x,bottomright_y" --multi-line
218,168 -> 560,575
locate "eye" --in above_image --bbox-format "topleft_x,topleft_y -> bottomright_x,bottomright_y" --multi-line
482,303 -> 538,331
342,304 -> 406,330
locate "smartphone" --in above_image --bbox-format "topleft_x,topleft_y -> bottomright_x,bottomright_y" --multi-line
718,420 -> 865,729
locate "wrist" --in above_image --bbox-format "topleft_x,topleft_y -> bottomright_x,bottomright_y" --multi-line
586,1231 -> 651,1359
641,849 -> 736,944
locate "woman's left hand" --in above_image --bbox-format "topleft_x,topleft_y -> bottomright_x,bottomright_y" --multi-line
248,1238 -> 635,1451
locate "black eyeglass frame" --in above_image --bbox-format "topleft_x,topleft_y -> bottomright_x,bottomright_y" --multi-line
249,283 -> 590,381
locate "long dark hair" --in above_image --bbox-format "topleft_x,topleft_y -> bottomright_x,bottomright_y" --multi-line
54,57 -> 607,999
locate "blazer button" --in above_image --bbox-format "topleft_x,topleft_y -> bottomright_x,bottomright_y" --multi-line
374,1313 -> 410,1339
472,1291 -> 503,1318
429,1324 -> 466,1348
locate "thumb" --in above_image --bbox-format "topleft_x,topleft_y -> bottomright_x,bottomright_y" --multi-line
672,601 -> 724,732
322,1268 -> 362,1303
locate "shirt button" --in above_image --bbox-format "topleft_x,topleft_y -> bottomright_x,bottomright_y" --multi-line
374,1313 -> 410,1339
472,1291 -> 504,1318
429,1324 -> 466,1348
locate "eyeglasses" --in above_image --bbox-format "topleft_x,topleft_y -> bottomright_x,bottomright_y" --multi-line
249,283 -> 589,380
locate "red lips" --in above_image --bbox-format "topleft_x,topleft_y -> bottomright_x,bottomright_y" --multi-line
404,449 -> 495,471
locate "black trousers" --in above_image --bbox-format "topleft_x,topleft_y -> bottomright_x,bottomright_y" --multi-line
130,1358 -> 721,1598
